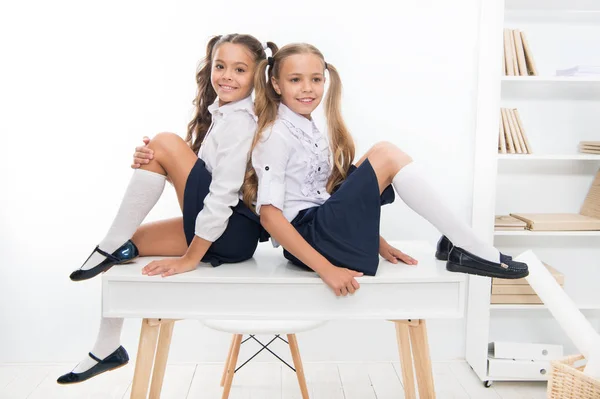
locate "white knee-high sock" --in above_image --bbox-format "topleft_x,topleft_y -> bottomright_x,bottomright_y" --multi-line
72,317 -> 124,373
391,162 -> 500,263
81,169 -> 166,270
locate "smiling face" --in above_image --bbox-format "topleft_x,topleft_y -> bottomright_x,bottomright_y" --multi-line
271,53 -> 326,119
211,42 -> 256,106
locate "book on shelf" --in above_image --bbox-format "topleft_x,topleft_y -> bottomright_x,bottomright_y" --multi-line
510,213 -> 600,231
494,215 -> 527,230
491,294 -> 544,304
498,108 -> 532,154
580,169 -> 600,219
492,263 -> 564,286
491,263 -> 563,305
579,141 -> 600,155
507,169 -> 600,231
556,65 -> 600,77
503,29 -> 538,76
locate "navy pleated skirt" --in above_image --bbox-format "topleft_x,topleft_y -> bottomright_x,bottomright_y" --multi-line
283,159 -> 395,276
183,158 -> 268,267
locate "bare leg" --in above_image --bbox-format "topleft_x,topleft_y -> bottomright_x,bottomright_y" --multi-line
132,218 -> 188,257
140,132 -> 199,210
355,141 -> 412,194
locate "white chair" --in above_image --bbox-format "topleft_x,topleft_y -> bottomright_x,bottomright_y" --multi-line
201,320 -> 327,399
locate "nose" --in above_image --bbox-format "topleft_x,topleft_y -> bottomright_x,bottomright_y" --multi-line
222,68 -> 233,80
301,80 -> 312,93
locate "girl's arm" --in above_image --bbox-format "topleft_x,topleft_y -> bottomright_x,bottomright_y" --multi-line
260,205 -> 362,296
379,236 -> 418,265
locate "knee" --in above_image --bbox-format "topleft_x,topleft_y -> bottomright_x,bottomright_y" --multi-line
369,141 -> 413,167
148,132 -> 184,152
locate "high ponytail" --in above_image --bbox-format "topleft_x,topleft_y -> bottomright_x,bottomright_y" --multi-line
186,34 -> 278,155
242,54 -> 281,208
323,63 -> 355,193
242,43 -> 355,209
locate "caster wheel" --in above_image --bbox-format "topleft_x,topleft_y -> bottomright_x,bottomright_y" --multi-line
484,380 -> 493,388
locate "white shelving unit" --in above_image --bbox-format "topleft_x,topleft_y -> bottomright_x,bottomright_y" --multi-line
467,0 -> 600,387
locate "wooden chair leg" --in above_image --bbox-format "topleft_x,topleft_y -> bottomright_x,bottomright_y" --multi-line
409,320 -> 436,399
394,321 -> 416,399
221,335 -> 238,387
221,334 -> 243,399
287,334 -> 310,399
131,318 -> 161,399
149,320 -> 176,399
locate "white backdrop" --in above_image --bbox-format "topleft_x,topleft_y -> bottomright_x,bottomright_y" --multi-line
0,0 -> 482,364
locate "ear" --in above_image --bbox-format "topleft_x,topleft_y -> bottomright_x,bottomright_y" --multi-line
271,76 -> 281,95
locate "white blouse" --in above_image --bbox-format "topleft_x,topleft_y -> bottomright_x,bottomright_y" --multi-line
252,103 -> 332,222
195,95 -> 256,242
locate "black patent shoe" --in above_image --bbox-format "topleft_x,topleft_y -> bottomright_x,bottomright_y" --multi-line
57,346 -> 129,385
446,246 -> 528,279
435,235 -> 453,260
70,240 -> 139,281
435,235 -> 513,263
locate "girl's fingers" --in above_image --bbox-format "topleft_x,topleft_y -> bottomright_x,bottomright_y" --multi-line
386,252 -> 399,263
162,268 -> 176,278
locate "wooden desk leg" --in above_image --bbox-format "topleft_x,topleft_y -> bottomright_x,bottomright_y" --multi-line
149,320 -> 175,399
221,335 -> 237,387
221,334 -> 243,399
287,334 -> 310,399
131,318 -> 160,399
394,321 -> 416,399
409,320 -> 435,399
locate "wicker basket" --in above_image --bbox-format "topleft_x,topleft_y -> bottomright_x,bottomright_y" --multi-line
547,354 -> 600,399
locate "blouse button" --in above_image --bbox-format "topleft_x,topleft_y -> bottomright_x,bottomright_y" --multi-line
265,166 -> 270,171
318,167 -> 321,171
317,191 -> 321,194
315,143 -> 318,147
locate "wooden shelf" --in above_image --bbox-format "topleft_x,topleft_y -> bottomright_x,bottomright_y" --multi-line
501,76 -> 600,99
494,230 -> 600,236
498,154 -> 600,161
491,304 -> 600,310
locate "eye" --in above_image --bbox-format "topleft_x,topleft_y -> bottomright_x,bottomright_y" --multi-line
313,77 -> 322,83
215,64 -> 224,70
290,78 -> 300,83
236,68 -> 246,73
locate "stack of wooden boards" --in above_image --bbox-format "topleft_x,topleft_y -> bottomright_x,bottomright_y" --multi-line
498,108 -> 532,154
491,263 -> 564,305
503,28 -> 538,76
579,141 -> 600,155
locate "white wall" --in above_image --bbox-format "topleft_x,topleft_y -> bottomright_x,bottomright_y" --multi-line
0,0 -> 482,364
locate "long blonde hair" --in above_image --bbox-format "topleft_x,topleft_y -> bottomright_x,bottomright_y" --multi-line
242,43 -> 355,208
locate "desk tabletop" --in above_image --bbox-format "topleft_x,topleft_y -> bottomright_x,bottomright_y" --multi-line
102,240 -> 466,320
103,240 -> 465,284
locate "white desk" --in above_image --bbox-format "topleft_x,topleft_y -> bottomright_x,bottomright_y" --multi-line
102,240 -> 466,399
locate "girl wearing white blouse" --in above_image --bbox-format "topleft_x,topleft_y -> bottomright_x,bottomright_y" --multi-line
58,34 -> 277,384
245,43 -> 528,298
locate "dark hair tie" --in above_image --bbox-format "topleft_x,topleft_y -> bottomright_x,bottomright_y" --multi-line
324,62 -> 328,70
267,57 -> 274,67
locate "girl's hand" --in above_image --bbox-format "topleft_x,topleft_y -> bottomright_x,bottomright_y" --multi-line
141,256 -> 198,277
319,265 -> 363,297
131,136 -> 154,168
380,242 -> 419,265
